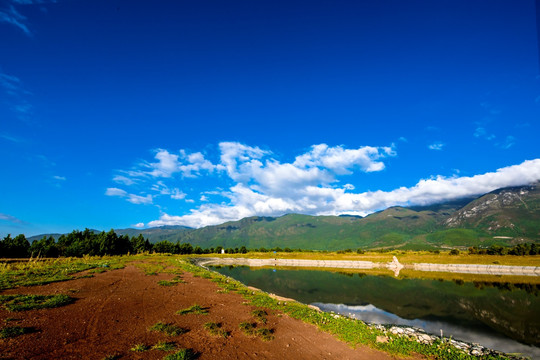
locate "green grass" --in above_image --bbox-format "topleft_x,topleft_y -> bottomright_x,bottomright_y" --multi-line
239,321 -> 273,341
151,341 -> 177,351
251,309 -> 268,324
149,322 -> 188,336
256,327 -> 274,341
239,321 -> 256,336
0,256 -> 126,290
163,348 -> 198,360
203,322 -> 229,338
177,304 -> 208,315
130,343 -> 149,352
0,325 -> 36,338
158,276 -> 185,286
0,294 -> 74,312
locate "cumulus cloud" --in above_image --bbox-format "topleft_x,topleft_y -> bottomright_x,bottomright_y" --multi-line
133,222 -> 145,228
112,141 -> 540,229
147,158 -> 540,228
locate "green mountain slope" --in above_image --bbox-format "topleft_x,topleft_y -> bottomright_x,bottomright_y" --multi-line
25,183 -> 540,250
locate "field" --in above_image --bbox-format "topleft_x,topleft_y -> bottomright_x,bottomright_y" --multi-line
0,254 -> 532,359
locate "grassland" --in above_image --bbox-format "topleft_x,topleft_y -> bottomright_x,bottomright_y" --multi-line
1,253 -> 535,359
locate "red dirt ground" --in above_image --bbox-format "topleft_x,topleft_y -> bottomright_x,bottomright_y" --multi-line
0,265 -> 416,360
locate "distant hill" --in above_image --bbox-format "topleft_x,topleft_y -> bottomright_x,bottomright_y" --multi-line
27,183 -> 540,250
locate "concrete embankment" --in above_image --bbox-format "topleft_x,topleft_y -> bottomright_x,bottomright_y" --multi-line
198,257 -> 540,277
412,263 -> 540,276
198,257 -> 378,269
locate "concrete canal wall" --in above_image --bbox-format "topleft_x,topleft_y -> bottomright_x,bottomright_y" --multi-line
412,262 -> 540,276
198,257 -> 378,269
198,257 -> 540,277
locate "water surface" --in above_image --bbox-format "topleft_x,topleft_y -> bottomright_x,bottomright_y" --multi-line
212,266 -> 540,358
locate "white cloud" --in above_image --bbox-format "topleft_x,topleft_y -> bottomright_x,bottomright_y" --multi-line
147,158 -> 540,228
112,142 -> 540,229
146,149 -> 181,178
113,175 -> 135,186
105,187 -> 127,197
293,144 -> 393,174
0,72 -> 33,122
0,213 -> 24,224
0,5 -> 31,36
105,187 -> 152,204
52,175 -> 66,181
428,142 -> 444,151
127,194 -> 153,205
474,126 -> 495,141
498,136 -> 515,150
133,222 -> 145,228
170,188 -> 186,200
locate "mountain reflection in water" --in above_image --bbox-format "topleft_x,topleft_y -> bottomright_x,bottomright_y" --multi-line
314,303 -> 540,359
211,266 -> 540,358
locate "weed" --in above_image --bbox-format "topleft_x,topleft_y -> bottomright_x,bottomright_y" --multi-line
177,304 -> 208,315
0,326 -> 36,338
203,322 -> 229,338
251,309 -> 268,324
0,294 -> 73,312
0,257 -> 126,290
89,267 -> 107,274
158,276 -> 185,286
238,321 -> 256,336
130,343 -> 149,352
256,328 -> 274,341
102,355 -> 119,360
152,341 -> 177,351
149,322 -> 188,336
163,348 -> 198,360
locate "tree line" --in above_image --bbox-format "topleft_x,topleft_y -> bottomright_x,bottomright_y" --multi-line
1,229 -> 198,258
1,229 -> 539,258
468,243 -> 539,256
0,229 -> 298,258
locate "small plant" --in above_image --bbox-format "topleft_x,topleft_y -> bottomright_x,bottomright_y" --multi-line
203,322 -> 229,338
239,321 -> 256,336
151,341 -> 177,351
177,304 -> 208,315
0,325 -> 36,338
251,309 -> 268,324
158,276 -> 185,286
256,328 -> 274,341
130,343 -> 149,352
163,348 -> 198,360
149,322 -> 188,336
102,355 -> 119,360
0,294 -> 74,312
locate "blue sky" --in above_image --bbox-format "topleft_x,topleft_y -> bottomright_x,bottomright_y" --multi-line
1,0 -> 539,236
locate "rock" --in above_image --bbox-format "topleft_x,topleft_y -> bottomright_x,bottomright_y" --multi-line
376,336 -> 389,343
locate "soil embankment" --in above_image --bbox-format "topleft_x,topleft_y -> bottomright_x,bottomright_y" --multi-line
0,265 -> 400,360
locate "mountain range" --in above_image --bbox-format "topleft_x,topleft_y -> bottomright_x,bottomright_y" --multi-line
30,182 -> 540,251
